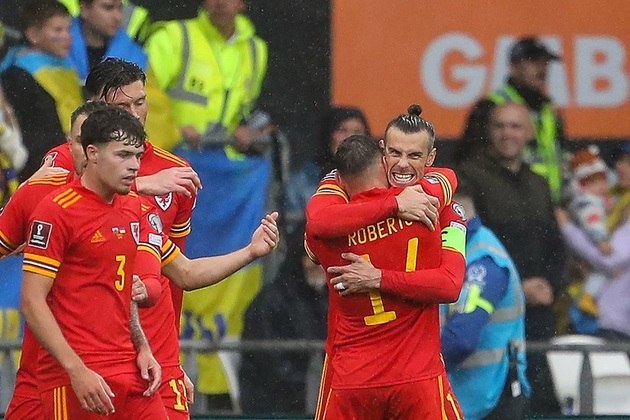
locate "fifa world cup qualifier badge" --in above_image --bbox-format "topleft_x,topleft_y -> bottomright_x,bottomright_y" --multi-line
29,221 -> 52,249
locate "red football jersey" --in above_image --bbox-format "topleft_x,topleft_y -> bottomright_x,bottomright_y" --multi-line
0,173 -> 74,256
22,178 -> 161,390
137,141 -> 196,324
43,143 -> 73,171
133,197 -> 185,381
306,167 -> 457,239
307,188 -> 445,389
306,189 -> 467,390
0,174 -> 74,408
304,167 -> 458,359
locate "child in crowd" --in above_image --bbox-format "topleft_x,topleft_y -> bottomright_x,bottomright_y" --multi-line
567,147 -> 613,315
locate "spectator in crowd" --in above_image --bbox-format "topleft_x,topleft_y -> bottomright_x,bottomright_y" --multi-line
0,0 -> 83,181
457,101 -> 565,416
608,143 -> 630,234
565,147 -> 613,318
285,106 -> 369,232
556,208 -> 630,342
0,86 -> 23,204
556,142 -> 630,343
145,0 -> 271,412
67,0 -> 178,149
456,35 -> 565,203
239,226 -> 327,417
57,0 -> 152,43
441,179 -> 530,420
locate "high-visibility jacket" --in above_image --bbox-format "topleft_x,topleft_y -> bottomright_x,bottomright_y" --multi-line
145,10 -> 267,143
443,221 -> 530,419
488,85 -> 563,203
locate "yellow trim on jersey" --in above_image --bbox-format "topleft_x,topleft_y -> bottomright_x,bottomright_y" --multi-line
425,171 -> 453,206
161,239 -> 181,266
438,374 -> 448,420
28,174 -> 68,186
23,253 -> 60,278
141,203 -> 151,212
23,264 -> 57,278
170,220 -> 191,238
153,146 -> 188,167
303,240 -> 319,264
128,191 -> 139,198
54,386 -> 69,420
23,252 -> 61,268
52,189 -> 82,208
314,183 -> 349,202
138,243 -> 161,262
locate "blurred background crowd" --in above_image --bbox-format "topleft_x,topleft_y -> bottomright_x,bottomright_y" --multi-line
0,0 -> 629,418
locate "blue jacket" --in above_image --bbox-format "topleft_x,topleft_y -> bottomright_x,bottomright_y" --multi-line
68,17 -> 147,82
441,216 -> 530,419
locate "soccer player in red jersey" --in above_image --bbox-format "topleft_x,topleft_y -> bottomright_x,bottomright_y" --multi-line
85,58 -> 199,418
306,135 -> 465,419
19,105 -> 168,418
2,101 -> 280,419
37,58 -> 198,418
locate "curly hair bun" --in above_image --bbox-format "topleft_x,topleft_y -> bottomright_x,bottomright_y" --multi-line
407,104 -> 422,116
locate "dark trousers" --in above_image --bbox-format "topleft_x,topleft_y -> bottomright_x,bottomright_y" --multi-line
484,378 -> 529,420
526,305 -> 562,416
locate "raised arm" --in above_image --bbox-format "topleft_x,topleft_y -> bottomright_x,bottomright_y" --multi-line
306,168 -> 457,239
161,212 -> 279,290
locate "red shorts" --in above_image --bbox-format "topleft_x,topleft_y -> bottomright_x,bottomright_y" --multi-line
314,354 -> 333,420
40,372 -> 168,420
4,392 -> 43,420
323,374 -> 463,420
159,371 -> 190,420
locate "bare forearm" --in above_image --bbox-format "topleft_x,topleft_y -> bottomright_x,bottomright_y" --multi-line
22,297 -> 84,372
130,302 -> 150,351
164,247 -> 257,291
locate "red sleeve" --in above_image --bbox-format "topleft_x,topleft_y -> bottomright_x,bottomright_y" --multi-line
44,144 -> 74,172
305,167 -> 458,240
423,167 -> 458,206
0,187 -> 30,255
22,200 -> 70,278
379,201 -> 467,303
169,192 -> 195,247
133,209 -> 165,307
305,173 -> 399,239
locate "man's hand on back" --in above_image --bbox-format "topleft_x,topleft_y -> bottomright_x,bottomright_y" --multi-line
328,253 -> 382,295
395,185 -> 439,231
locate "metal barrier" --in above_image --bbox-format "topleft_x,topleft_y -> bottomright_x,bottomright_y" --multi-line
2,339 -> 630,417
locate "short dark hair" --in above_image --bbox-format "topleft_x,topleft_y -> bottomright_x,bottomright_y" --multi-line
316,106 -> 370,166
384,104 -> 436,149
20,0 -> 70,32
81,105 -> 146,153
85,58 -> 146,99
334,134 -> 381,178
70,101 -> 110,126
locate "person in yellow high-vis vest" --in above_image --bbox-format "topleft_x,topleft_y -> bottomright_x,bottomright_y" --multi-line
145,0 -> 271,413
457,36 -> 565,204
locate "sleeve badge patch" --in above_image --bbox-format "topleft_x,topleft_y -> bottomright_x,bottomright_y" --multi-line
28,221 -> 53,249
